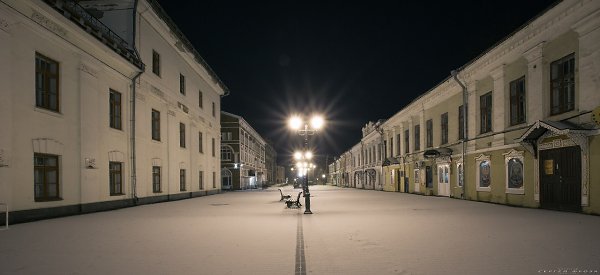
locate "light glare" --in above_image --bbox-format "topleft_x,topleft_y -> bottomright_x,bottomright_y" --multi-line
289,116 -> 303,130
310,115 -> 324,130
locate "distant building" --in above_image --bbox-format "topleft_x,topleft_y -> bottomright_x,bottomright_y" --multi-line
330,0 -> 600,214
0,0 -> 226,225
276,165 -> 285,184
220,111 -> 266,190
264,142 -> 278,187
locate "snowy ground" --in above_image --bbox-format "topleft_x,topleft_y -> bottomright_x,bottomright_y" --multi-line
0,185 -> 599,275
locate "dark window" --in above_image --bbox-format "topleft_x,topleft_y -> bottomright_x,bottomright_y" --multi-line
212,138 -> 216,157
199,132 -> 204,153
109,89 -> 122,130
180,123 -> 186,148
180,169 -> 186,191
550,53 -> 575,115
396,134 -> 401,156
388,138 -> 393,158
458,105 -> 465,140
34,153 -> 59,201
414,125 -> 420,151
441,113 -> 448,145
199,90 -> 203,108
152,50 -> 160,76
480,92 -> 493,134
426,119 -> 433,148
151,109 -> 160,141
199,171 -> 204,190
109,162 -> 123,195
404,129 -> 409,153
152,166 -> 161,193
35,53 -> 59,112
212,102 -> 216,117
510,76 -> 526,125
212,171 -> 216,188
425,166 -> 433,188
179,74 -> 185,95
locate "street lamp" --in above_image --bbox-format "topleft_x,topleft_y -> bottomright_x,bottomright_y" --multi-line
289,114 -> 324,214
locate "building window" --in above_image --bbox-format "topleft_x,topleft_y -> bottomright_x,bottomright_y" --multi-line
199,171 -> 204,190
404,129 -> 409,153
199,90 -> 203,108
109,89 -> 122,130
414,169 -> 420,184
550,53 -> 575,115
456,162 -> 464,187
396,134 -> 401,156
222,132 -> 232,141
180,123 -> 186,148
34,153 -> 60,201
389,138 -> 393,158
426,119 -> 433,148
152,50 -> 160,76
213,171 -> 216,188
476,154 -> 491,191
414,125 -> 420,151
425,166 -> 433,188
222,169 -> 232,190
109,162 -> 123,195
212,138 -> 216,157
180,169 -> 186,191
212,102 -> 216,117
179,74 -> 185,95
440,113 -> 448,145
199,132 -> 204,153
221,146 -> 232,161
480,92 -> 492,134
151,109 -> 160,141
509,76 -> 526,125
35,53 -> 59,112
152,166 -> 161,193
504,150 -> 525,194
458,105 -> 464,140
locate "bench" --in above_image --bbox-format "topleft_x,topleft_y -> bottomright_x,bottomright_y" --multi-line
279,188 -> 291,201
285,192 -> 303,209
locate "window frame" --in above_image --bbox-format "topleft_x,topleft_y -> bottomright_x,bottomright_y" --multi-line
475,154 -> 491,192
199,90 -> 203,109
404,129 -> 409,154
179,74 -> 186,95
179,123 -> 186,148
109,161 -> 124,196
550,53 -> 576,116
212,138 -> 216,157
180,169 -> 186,191
509,76 -> 526,126
441,112 -> 448,145
34,153 -> 60,201
458,105 -> 464,140
480,92 -> 493,134
152,50 -> 160,77
109,89 -> 122,130
199,170 -> 204,190
35,53 -> 60,112
426,119 -> 433,148
152,166 -> 161,193
151,109 -> 161,141
221,145 -> 232,161
199,132 -> 204,153
504,150 -> 525,194
414,125 -> 420,151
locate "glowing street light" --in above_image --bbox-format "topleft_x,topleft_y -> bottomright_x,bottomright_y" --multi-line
288,114 -> 325,214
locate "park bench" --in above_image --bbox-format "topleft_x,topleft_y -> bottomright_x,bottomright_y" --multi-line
279,188 -> 291,201
285,191 -> 303,209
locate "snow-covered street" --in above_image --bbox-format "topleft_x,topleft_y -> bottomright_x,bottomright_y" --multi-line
1,185 -> 599,275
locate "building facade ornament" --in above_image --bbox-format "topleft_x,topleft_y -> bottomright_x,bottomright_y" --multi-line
31,11 -> 67,37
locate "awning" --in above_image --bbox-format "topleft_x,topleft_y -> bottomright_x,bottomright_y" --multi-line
516,120 -> 592,158
423,147 -> 453,159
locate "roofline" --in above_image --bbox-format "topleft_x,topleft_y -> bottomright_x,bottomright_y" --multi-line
220,111 -> 266,145
146,0 -> 230,96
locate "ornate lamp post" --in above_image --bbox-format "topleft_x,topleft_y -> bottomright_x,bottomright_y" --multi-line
289,115 -> 324,214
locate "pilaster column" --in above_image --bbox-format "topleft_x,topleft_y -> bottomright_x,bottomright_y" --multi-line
490,65 -> 506,147
572,10 -> 600,112
523,42 -> 545,124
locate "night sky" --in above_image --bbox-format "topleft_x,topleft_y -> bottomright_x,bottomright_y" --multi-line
158,0 -> 557,165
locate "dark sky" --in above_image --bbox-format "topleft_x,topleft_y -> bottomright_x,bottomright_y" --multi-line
158,0 -> 557,164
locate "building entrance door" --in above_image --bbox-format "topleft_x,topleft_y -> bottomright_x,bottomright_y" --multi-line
539,146 -> 581,212
437,164 -> 450,197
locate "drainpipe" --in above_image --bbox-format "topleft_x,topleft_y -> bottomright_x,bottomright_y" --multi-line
451,69 -> 468,200
130,71 -> 143,204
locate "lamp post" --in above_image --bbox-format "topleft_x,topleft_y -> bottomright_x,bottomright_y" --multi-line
289,115 -> 324,214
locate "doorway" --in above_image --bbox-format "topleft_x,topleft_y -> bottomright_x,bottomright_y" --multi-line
539,146 -> 581,212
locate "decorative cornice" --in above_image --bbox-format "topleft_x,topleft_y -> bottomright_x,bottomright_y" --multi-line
31,10 -> 67,37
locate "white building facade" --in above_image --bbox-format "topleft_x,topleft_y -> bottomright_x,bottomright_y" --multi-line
0,0 -> 226,224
